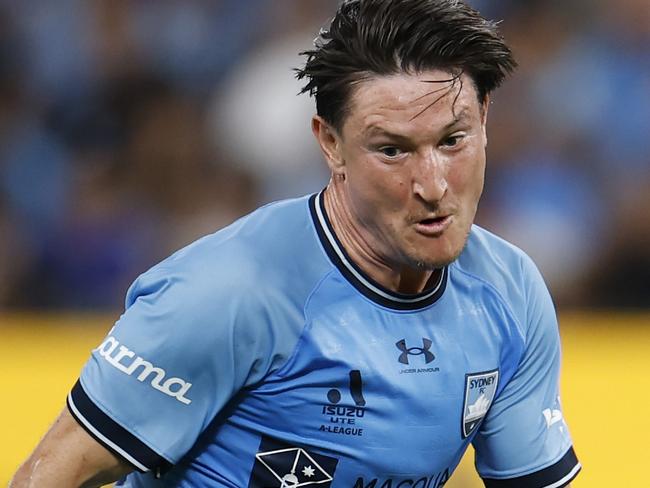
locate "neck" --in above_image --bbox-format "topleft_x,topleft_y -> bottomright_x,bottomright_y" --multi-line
322,180 -> 436,294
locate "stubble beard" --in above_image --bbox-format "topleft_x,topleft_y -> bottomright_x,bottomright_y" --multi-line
400,226 -> 471,271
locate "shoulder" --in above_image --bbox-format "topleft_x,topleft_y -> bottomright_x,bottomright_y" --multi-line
456,224 -> 542,290
109,195 -> 333,383
126,195 -> 331,310
454,225 -> 553,334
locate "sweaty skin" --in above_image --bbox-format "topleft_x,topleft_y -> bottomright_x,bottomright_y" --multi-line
10,407 -> 132,488
11,69 -> 573,488
312,70 -> 488,294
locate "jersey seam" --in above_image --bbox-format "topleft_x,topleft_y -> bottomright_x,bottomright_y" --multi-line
451,263 -> 526,345
480,444 -> 576,480
78,375 -> 177,465
450,263 -> 528,398
270,268 -> 338,379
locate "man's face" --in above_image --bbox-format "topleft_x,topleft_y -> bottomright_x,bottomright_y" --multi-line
328,70 -> 488,270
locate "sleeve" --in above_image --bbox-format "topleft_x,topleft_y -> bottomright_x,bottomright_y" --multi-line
472,255 -> 581,487
67,257 -> 296,473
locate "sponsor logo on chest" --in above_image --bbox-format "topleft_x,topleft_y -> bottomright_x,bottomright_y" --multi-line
319,369 -> 366,437
352,469 -> 450,488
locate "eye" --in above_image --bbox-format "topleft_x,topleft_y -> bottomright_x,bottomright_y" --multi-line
378,146 -> 404,158
440,134 -> 465,148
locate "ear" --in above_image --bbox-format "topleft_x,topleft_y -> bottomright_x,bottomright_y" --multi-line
480,95 -> 490,147
311,116 -> 346,176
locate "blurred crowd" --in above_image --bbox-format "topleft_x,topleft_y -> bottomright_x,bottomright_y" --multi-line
0,0 -> 647,311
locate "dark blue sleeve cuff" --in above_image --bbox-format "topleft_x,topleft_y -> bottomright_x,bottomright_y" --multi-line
67,379 -> 172,473
482,446 -> 581,488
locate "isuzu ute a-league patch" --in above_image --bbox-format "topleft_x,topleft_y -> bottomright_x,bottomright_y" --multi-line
462,369 -> 499,438
248,436 -> 339,487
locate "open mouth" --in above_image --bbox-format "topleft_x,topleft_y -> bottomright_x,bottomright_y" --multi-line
414,215 -> 452,235
419,216 -> 447,225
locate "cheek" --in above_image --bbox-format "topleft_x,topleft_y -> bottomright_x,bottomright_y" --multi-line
348,159 -> 412,212
448,149 -> 485,201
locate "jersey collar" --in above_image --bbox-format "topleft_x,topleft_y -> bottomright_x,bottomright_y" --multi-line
309,191 -> 448,311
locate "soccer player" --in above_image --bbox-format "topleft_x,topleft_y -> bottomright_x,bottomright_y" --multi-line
11,1 -> 581,487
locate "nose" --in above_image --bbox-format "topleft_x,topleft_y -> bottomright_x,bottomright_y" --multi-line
412,150 -> 447,204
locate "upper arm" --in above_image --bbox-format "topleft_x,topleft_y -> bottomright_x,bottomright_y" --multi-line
10,406 -> 132,488
64,259 -> 300,475
472,255 -> 581,487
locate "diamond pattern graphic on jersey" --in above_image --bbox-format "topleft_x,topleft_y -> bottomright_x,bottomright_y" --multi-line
248,436 -> 339,487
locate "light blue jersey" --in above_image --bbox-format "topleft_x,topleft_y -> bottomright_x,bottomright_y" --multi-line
68,192 -> 580,487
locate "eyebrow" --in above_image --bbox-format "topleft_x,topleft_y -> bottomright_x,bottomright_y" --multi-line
442,108 -> 472,129
363,125 -> 411,141
363,108 -> 472,139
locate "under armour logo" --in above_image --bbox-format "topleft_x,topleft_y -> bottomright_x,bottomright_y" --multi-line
396,338 -> 435,365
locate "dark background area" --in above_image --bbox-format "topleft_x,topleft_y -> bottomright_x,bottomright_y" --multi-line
0,0 -> 647,311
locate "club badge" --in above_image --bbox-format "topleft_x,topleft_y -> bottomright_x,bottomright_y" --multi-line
461,369 -> 499,438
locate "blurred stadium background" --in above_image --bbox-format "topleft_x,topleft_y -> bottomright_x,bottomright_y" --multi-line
0,0 -> 648,485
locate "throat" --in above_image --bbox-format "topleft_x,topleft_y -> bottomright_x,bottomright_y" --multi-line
395,267 -> 439,295
322,185 -> 439,295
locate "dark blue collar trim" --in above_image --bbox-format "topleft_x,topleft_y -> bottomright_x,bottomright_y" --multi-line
309,191 -> 447,311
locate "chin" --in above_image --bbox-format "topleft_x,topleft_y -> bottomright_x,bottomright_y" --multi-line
406,233 -> 469,269
411,253 -> 460,270
403,247 -> 461,270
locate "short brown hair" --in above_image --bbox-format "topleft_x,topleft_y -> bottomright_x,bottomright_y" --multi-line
296,0 -> 516,131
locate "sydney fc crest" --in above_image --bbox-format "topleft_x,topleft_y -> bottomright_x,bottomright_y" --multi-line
248,436 -> 339,487
461,369 -> 499,438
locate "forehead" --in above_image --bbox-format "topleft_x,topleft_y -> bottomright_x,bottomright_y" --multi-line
343,70 -> 481,134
